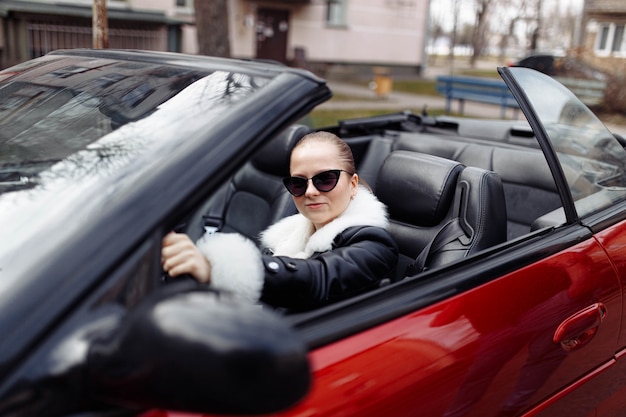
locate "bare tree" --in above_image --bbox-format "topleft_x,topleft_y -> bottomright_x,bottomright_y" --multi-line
529,0 -> 542,52
469,0 -> 493,67
428,19 -> 444,65
496,0 -> 533,62
195,0 -> 231,57
543,1 -> 579,52
448,0 -> 461,68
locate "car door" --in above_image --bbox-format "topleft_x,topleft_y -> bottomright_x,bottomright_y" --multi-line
267,229 -> 617,417
264,68 -> 624,417
591,221 -> 626,417
142,227 -> 619,417
500,66 -> 626,416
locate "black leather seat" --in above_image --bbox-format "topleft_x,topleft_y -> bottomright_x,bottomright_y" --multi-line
375,151 -> 507,281
189,124 -> 310,244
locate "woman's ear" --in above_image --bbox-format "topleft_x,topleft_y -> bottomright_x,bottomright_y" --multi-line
351,173 -> 359,198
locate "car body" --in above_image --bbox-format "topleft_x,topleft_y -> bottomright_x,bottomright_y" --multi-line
510,53 -> 563,76
2,49 -> 626,417
511,53 -> 608,82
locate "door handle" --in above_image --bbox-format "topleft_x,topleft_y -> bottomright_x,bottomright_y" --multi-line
553,303 -> 607,352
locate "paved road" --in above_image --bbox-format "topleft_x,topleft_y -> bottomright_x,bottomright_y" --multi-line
320,79 -> 626,136
321,80 -> 523,120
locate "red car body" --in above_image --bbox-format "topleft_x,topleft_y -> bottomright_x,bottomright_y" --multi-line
2,50 -> 626,417
143,65 -> 626,417
145,237 -> 623,417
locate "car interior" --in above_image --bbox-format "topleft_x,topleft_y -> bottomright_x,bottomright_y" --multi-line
374,150 -> 507,282
350,130 -> 562,240
185,124 -> 310,244
182,118 -> 563,290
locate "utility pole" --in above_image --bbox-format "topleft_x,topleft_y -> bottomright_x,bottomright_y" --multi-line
93,0 -> 108,49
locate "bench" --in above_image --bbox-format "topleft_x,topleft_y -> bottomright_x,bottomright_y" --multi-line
435,75 -> 520,119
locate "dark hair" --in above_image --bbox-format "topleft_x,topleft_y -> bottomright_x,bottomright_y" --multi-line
291,131 -> 356,174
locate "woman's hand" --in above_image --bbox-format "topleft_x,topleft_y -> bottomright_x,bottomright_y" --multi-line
161,232 -> 212,283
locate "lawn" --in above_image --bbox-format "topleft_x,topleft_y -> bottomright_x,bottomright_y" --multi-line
307,107 -> 451,129
389,79 -> 439,96
306,79 -> 449,128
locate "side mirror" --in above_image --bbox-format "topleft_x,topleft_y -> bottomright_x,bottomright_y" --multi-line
87,284 -> 311,415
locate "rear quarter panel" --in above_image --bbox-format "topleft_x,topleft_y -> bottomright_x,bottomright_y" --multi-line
275,237 -> 619,417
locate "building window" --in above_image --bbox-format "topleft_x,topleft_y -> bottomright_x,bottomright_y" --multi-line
595,22 -> 625,55
598,25 -> 609,50
26,20 -> 167,59
176,0 -> 193,7
612,24 -> 624,52
327,0 -> 347,27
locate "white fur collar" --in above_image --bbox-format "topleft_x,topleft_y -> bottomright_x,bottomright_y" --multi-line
260,186 -> 389,259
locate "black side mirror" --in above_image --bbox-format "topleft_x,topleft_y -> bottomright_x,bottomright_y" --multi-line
87,284 -> 311,415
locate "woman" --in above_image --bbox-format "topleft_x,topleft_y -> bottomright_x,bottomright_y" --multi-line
161,131 -> 398,312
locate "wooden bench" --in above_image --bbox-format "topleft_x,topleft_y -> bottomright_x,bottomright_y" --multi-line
435,75 -> 519,119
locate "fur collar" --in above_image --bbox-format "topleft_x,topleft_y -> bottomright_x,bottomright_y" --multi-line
260,186 -> 389,259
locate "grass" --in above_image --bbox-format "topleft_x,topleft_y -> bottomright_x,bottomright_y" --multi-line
455,68 -> 502,79
308,104 -> 625,131
308,108 -> 451,129
389,79 -> 439,96
427,55 -> 506,78
328,74 -> 497,103
308,55 -> 626,130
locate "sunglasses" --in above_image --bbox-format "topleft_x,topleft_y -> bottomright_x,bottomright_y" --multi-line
283,169 -> 351,197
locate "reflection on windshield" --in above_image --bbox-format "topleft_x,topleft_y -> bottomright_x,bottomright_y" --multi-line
0,60 -> 268,193
509,67 -> 626,218
0,61 -> 270,267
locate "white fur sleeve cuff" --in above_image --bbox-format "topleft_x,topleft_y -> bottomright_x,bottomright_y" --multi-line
196,233 -> 264,303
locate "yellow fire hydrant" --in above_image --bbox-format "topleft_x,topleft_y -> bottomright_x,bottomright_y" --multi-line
371,67 -> 393,99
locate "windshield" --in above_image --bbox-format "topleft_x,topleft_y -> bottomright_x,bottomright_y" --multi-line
0,55 -> 272,271
0,57 -> 269,194
508,67 -> 626,218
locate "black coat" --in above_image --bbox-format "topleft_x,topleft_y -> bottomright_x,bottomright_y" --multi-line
260,225 -> 398,312
197,187 -> 398,312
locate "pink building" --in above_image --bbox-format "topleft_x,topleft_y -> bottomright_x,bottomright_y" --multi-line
0,0 -> 430,75
581,0 -> 626,75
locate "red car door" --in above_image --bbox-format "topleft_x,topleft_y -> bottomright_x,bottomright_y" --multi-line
497,66 -> 626,416
584,221 -> 626,417
262,234 -> 619,417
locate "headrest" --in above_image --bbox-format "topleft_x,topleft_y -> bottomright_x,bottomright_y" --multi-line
376,151 -> 463,226
252,124 -> 310,177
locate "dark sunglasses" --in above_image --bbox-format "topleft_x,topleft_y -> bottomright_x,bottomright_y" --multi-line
283,169 -> 351,197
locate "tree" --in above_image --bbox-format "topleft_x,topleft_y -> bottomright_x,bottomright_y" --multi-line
469,0 -> 493,66
194,0 -> 231,57
529,0 -> 542,52
448,0 -> 461,66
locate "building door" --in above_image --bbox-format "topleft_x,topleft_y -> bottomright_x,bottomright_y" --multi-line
255,8 -> 289,64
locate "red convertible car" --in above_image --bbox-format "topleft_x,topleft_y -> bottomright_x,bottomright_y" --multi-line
1,49 -> 626,417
